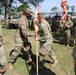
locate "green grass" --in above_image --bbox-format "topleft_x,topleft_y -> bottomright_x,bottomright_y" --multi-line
1,25 -> 75,75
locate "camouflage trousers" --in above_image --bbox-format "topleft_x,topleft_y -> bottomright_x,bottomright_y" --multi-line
9,37 -> 32,63
39,42 -> 56,67
73,45 -> 76,75
73,45 -> 76,61
0,45 -> 7,75
0,45 -> 6,67
63,29 -> 71,45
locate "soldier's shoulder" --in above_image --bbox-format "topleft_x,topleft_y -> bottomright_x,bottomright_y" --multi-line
43,20 -> 49,25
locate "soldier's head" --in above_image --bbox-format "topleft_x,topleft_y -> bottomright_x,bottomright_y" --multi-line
38,12 -> 45,23
24,8 -> 33,19
18,12 -> 23,17
66,14 -> 71,20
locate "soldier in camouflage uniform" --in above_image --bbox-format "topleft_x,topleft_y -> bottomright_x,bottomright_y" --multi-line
0,26 -> 7,75
8,8 -> 33,70
37,12 -> 58,69
73,39 -> 76,75
63,14 -> 73,47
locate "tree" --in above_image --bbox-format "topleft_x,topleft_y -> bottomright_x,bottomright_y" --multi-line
0,0 -> 13,20
67,5 -> 70,11
71,5 -> 75,12
0,0 -> 44,20
0,5 -> 3,15
51,7 -> 58,12
17,4 -> 30,12
71,5 -> 75,15
18,0 -> 44,6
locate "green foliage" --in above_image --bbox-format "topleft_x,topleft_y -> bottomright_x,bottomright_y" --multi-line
67,5 -> 70,10
18,0 -> 44,5
71,5 -> 75,12
0,4 -> 3,15
17,4 -> 30,12
70,5 -> 76,16
51,6 -> 58,12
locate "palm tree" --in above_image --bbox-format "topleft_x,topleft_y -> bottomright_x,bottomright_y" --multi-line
71,5 -> 75,15
71,5 -> 75,12
67,5 -> 70,11
51,6 -> 58,12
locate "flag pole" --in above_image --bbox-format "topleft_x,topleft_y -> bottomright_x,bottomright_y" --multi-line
36,39 -> 39,75
33,4 -> 39,75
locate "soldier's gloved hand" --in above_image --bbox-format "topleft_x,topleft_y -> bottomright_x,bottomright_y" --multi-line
35,36 -> 40,41
66,25 -> 70,28
35,37 -> 45,42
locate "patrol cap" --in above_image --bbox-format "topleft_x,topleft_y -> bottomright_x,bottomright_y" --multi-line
25,8 -> 33,16
38,12 -> 45,16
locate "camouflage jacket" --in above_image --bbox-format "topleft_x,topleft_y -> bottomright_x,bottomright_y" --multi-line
15,15 -> 29,39
64,20 -> 73,30
0,26 -> 3,46
39,19 -> 53,45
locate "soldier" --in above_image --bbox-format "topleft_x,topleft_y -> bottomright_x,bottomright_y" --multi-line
8,8 -> 33,70
0,26 -> 7,75
37,12 -> 58,69
73,39 -> 76,75
63,14 -> 73,47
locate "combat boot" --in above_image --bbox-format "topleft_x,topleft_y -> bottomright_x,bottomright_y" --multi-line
0,66 -> 7,75
8,63 -> 13,70
66,44 -> 69,47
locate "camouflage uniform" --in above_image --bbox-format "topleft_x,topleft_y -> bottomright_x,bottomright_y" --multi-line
59,20 -> 64,34
38,19 -> 57,68
73,40 -> 76,75
9,14 -> 32,63
63,19 -> 73,46
0,26 -> 6,75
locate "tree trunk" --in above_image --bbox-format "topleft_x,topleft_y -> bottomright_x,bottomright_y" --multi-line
4,0 -> 12,21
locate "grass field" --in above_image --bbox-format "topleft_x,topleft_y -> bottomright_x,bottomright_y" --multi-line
2,25 -> 75,75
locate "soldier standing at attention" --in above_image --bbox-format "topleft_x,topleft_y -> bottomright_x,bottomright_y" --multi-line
36,12 -> 58,69
63,14 -> 73,47
8,8 -> 33,70
0,25 -> 7,75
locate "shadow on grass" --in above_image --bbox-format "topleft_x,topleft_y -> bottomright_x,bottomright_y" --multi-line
29,66 -> 56,75
52,32 -> 64,44
70,40 -> 74,47
10,49 -> 56,75
2,25 -> 8,29
52,32 -> 74,47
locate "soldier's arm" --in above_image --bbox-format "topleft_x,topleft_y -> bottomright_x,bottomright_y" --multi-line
70,20 -> 73,27
39,24 -> 50,41
64,21 -> 73,28
20,17 -> 28,37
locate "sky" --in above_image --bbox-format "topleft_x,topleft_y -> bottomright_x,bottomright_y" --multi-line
30,0 -> 76,13
0,0 -> 76,19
